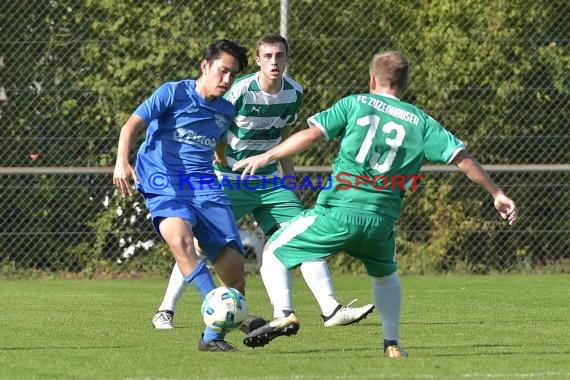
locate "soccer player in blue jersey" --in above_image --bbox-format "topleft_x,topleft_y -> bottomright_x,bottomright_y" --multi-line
151,33 -> 374,332
234,51 -> 519,357
113,39 -> 252,352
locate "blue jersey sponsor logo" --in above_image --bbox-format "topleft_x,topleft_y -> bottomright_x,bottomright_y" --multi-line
174,128 -> 217,148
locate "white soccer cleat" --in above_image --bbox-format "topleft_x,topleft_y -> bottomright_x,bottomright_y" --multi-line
323,299 -> 375,327
152,310 -> 174,329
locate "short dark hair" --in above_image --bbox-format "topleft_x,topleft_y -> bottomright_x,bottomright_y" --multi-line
255,33 -> 289,57
202,39 -> 248,72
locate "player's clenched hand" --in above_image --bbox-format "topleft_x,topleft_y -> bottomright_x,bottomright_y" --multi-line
213,151 -> 228,167
113,158 -> 139,197
493,193 -> 518,225
232,154 -> 271,176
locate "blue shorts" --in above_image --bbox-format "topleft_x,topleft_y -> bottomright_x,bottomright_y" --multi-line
145,193 -> 244,262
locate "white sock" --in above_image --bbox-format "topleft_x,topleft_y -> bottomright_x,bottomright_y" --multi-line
300,260 -> 340,316
260,249 -> 293,318
158,263 -> 190,312
372,272 -> 402,342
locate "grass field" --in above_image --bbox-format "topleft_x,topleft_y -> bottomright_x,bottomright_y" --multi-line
1,274 -> 569,380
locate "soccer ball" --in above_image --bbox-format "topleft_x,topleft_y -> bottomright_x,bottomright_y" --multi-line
201,287 -> 248,333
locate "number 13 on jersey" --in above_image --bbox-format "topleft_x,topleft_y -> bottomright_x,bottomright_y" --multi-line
355,115 -> 406,174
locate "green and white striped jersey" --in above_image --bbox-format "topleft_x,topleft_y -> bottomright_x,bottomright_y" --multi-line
214,72 -> 303,179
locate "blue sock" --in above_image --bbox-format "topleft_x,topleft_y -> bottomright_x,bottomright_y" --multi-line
384,339 -> 398,351
184,260 -> 215,299
203,327 -> 225,342
185,261 -> 225,342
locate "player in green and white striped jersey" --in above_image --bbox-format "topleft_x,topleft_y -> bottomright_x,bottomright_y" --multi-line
212,36 -> 305,236
214,67 -> 303,180
152,34 -> 374,333
235,51 -> 518,356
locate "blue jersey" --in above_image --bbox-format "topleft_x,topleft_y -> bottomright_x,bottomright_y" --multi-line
133,80 -> 235,198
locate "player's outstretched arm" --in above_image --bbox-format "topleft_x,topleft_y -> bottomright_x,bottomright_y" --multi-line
214,137 -> 228,167
452,150 -> 518,225
233,127 -> 324,176
113,114 -> 146,197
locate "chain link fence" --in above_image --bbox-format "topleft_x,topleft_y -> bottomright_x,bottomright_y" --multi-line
1,1 -> 569,275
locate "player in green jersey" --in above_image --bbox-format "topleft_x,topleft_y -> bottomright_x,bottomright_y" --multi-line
234,50 -> 518,357
152,34 -> 374,333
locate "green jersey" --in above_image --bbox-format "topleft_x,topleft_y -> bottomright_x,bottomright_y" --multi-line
309,93 -> 464,218
215,72 -> 303,179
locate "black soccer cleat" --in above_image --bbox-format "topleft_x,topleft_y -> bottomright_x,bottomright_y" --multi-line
198,334 -> 239,352
243,313 -> 300,348
239,314 -> 268,334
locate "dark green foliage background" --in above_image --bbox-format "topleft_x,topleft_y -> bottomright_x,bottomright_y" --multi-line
0,1 -> 568,275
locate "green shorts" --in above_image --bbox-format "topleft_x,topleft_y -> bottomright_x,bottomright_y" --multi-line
268,205 -> 397,277
224,181 -> 303,235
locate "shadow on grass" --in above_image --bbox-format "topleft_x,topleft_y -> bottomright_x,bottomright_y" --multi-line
240,341 -> 570,356
0,345 -> 138,350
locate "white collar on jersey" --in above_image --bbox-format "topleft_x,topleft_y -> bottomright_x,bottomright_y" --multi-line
377,93 -> 399,100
